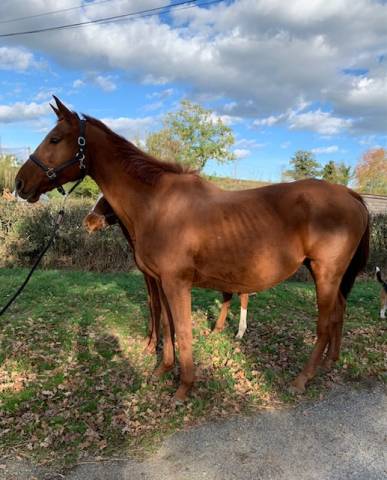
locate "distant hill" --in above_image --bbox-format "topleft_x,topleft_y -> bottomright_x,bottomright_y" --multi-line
206,175 -> 270,190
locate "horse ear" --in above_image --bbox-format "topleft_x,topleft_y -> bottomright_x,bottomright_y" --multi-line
52,95 -> 76,123
50,103 -> 61,119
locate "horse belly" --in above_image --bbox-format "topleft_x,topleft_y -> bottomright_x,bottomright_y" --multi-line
193,243 -> 303,293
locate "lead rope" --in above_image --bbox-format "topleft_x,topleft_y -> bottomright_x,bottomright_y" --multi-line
0,178 -> 84,317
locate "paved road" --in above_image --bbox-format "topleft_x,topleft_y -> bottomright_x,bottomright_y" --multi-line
2,382 -> 386,480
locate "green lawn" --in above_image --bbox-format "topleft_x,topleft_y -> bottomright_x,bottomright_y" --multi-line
0,268 -> 385,466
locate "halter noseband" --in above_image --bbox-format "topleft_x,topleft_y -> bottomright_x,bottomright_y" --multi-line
29,118 -> 87,195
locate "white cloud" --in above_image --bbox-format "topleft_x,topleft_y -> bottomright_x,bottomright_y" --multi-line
0,101 -> 51,123
254,115 -> 283,127
0,47 -> 37,71
254,100 -> 352,135
73,79 -> 85,89
101,116 -> 157,138
34,88 -> 61,102
93,75 -> 116,92
235,138 -> 265,149
311,145 -> 339,154
146,88 -> 174,100
210,112 -> 242,126
288,109 -> 352,135
143,101 -> 164,112
233,148 -> 251,159
73,75 -> 116,92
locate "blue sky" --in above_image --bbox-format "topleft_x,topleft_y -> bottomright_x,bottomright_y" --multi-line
0,0 -> 386,182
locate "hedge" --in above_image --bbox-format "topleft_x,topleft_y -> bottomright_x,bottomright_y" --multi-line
0,198 -> 385,275
0,198 -> 133,272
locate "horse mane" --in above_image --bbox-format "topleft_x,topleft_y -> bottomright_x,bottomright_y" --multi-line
83,115 -> 195,185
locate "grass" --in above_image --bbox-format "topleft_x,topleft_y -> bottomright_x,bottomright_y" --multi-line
0,267 -> 385,467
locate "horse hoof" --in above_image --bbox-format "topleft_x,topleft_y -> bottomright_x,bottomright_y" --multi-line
235,332 -> 244,340
288,384 -> 304,395
174,384 -> 191,403
321,358 -> 335,371
212,327 -> 223,334
289,377 -> 306,394
173,397 -> 185,408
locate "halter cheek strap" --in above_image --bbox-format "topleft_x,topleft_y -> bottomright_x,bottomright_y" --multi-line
29,119 -> 87,195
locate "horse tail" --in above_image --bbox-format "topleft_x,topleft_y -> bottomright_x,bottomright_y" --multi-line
340,191 -> 370,299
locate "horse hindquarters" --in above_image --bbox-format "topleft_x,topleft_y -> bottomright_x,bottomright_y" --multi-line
291,216 -> 369,392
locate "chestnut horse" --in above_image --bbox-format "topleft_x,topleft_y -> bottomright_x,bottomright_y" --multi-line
15,97 -> 369,401
84,195 -> 250,339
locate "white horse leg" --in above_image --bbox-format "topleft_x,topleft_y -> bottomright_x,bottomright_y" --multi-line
236,307 -> 247,338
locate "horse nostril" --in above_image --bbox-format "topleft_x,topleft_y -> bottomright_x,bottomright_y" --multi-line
15,178 -> 24,192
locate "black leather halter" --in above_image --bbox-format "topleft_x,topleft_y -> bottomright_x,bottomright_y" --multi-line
29,118 -> 87,195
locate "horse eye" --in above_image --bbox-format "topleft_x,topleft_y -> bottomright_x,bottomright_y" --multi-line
50,137 -> 61,144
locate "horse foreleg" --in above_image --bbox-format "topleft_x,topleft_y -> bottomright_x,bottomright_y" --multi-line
162,279 -> 193,402
236,293 -> 249,339
153,283 -> 175,377
213,292 -> 233,333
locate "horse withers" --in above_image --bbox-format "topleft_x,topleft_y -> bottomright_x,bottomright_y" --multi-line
15,97 -> 369,401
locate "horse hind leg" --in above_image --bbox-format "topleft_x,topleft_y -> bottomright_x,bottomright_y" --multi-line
322,291 -> 346,370
291,261 -> 342,393
213,292 -> 233,333
236,293 -> 249,339
144,276 -> 161,354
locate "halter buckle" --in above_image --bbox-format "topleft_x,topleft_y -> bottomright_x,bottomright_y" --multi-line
78,136 -> 86,147
78,154 -> 86,169
46,168 -> 57,180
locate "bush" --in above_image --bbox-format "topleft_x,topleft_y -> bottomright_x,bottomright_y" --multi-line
0,198 -> 134,272
368,214 -> 387,272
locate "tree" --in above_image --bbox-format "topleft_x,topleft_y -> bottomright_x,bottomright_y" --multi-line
355,148 -> 387,195
71,176 -> 100,198
321,160 -> 336,183
321,161 -> 353,185
0,154 -> 18,192
283,150 -> 320,180
146,129 -> 182,163
335,162 -> 352,186
146,100 -> 235,170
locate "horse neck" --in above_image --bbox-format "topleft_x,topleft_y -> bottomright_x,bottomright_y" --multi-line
85,125 -> 153,233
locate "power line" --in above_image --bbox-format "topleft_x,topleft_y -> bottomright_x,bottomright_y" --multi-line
0,0 -> 121,25
0,0 -> 223,38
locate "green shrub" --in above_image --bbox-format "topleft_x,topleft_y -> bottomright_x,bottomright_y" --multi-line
368,214 -> 386,271
0,198 -> 133,272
